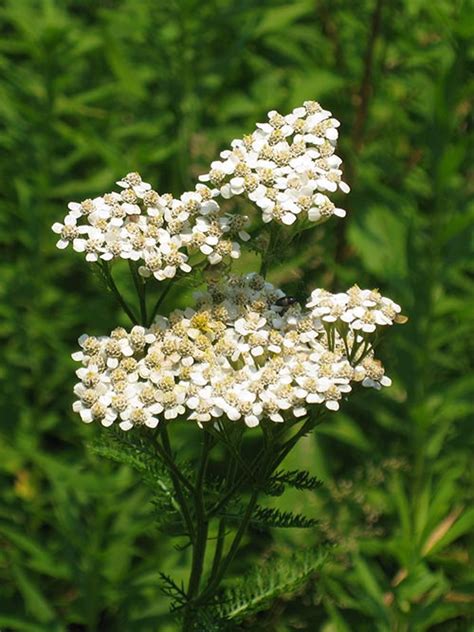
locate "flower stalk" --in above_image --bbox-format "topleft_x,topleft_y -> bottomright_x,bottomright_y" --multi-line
54,100 -> 405,628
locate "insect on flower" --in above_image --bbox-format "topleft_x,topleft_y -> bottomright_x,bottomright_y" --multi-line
274,296 -> 299,312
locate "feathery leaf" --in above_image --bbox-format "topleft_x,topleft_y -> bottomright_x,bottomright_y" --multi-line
214,547 -> 328,622
251,506 -> 317,529
272,469 -> 323,491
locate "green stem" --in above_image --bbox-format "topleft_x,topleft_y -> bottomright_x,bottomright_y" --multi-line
210,422 -> 257,483
158,426 -> 196,542
208,424 -> 288,519
184,417 -> 319,612
209,517 -> 227,582
350,337 -> 371,365
270,416 -> 316,471
186,431 -> 213,599
129,261 -> 147,325
209,446 -> 238,582
197,430 -> 276,605
208,455 -> 258,519
182,432 -> 214,630
269,412 -> 325,476
260,224 -> 280,278
197,486 -> 260,606
342,332 -> 351,359
100,261 -> 139,325
148,280 -> 173,326
157,429 -> 195,493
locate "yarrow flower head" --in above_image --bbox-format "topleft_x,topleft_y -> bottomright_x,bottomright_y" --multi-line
52,172 -> 250,280
54,100 -> 406,619
72,274 -> 402,431
53,101 -> 405,433
199,101 -> 349,226
306,286 -> 403,333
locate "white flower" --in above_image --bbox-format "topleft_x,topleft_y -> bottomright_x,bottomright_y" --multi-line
116,172 -> 152,197
70,273 -> 403,430
306,286 -> 402,336
54,177 -> 249,279
52,215 -> 88,250
199,101 -> 349,227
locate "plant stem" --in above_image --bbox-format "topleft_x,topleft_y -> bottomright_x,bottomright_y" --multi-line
349,337 -> 371,365
196,429 -> 275,605
148,280 -> 173,326
100,261 -> 139,325
158,425 -> 196,542
129,261 -> 147,325
334,0 -> 384,270
207,456 -> 258,519
260,224 -> 280,278
208,464 -> 258,520
199,487 -> 260,604
212,422 -> 257,483
352,0 -> 384,152
182,431 -> 214,630
209,517 -> 227,583
186,431 -> 213,599
156,429 -> 195,493
208,424 -> 288,519
209,446 -> 238,583
271,416 -> 317,471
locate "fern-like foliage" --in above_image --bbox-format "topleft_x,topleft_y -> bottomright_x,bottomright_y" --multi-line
89,430 -> 186,534
202,472 -> 234,504
251,506 -> 317,529
159,572 -> 187,610
89,429 -> 163,484
211,547 -> 328,623
272,469 -> 323,491
189,608 -> 230,632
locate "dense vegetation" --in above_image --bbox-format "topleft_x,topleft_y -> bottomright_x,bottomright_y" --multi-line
1,0 -> 473,630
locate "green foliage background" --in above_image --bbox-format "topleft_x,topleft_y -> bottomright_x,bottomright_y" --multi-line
1,0 -> 473,629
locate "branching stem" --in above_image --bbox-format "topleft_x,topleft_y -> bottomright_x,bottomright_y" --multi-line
198,486 -> 260,605
209,443 -> 238,583
99,261 -> 138,325
195,428 -> 275,607
158,426 -> 196,543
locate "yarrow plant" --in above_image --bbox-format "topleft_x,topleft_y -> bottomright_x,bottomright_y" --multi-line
54,101 -> 405,629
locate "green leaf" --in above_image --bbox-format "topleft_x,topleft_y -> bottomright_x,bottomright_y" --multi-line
0,617 -> 50,632
215,547 -> 328,622
348,206 -> 408,280
315,414 -> 373,452
351,556 -> 389,624
323,598 -> 352,632
12,565 -> 57,624
88,431 -> 165,487
0,524 -> 69,579
271,468 -> 322,491
255,1 -> 313,35
250,506 -> 317,529
427,507 -> 474,555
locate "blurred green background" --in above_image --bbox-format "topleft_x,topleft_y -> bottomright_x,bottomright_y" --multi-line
1,0 -> 473,630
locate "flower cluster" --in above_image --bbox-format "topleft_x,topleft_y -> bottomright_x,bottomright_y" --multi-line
55,101 -> 403,431
72,274 -> 395,431
307,286 -> 403,334
199,100 -> 349,226
52,173 -> 250,280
